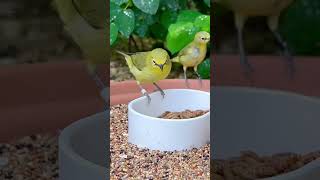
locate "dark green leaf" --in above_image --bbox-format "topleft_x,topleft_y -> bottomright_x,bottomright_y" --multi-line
197,58 -> 210,79
204,0 -> 210,7
115,9 -> 135,38
194,15 -> 210,32
110,2 -> 121,22
133,8 -> 156,37
177,10 -> 202,22
150,23 -> 167,39
160,10 -> 178,29
279,0 -> 320,55
166,22 -> 200,54
110,0 -> 128,6
178,0 -> 188,10
132,0 -> 160,14
110,22 -> 118,45
159,0 -> 179,11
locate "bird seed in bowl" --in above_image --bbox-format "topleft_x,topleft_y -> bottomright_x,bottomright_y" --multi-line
159,109 -> 209,119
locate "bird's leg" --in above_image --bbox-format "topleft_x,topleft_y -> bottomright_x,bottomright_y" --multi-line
183,66 -> 190,88
272,30 -> 295,78
153,82 -> 165,99
268,15 -> 295,78
90,71 -> 108,106
137,82 -> 151,104
235,13 -> 253,77
193,66 -> 202,88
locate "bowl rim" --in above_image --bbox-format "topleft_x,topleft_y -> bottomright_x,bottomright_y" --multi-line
128,89 -> 210,122
213,86 -> 320,105
59,112 -> 106,171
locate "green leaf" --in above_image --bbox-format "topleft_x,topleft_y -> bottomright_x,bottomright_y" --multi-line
204,0 -> 210,7
110,0 -> 128,6
115,9 -> 135,38
160,10 -> 178,29
110,2 -> 121,22
197,58 -> 210,79
132,0 -> 160,14
178,0 -> 188,10
279,0 -> 320,55
166,21 -> 200,54
177,10 -> 202,22
110,22 -> 118,45
194,15 -> 210,32
134,8 -> 156,37
159,0 -> 179,11
150,23 -> 167,39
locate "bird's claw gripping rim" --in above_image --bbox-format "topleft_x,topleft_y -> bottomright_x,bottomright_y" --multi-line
141,89 -> 151,104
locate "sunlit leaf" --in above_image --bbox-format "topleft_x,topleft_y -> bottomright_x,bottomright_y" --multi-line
166,21 -> 200,54
132,0 -> 160,14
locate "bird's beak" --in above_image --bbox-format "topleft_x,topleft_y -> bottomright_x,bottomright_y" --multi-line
158,64 -> 164,71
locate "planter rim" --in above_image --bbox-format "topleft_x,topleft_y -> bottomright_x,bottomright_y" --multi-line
110,79 -> 210,105
128,89 -> 210,122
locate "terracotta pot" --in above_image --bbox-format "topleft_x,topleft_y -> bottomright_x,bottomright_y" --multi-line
213,55 -> 320,97
0,61 -> 107,142
110,79 -> 210,105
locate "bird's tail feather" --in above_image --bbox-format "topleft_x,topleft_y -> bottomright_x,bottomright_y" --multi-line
115,50 -> 134,69
171,56 -> 180,63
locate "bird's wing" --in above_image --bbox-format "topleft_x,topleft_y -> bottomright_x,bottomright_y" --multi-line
172,43 -> 198,63
178,43 -> 195,57
131,52 -> 149,71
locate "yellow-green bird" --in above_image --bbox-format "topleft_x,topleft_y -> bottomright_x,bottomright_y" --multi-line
116,48 -> 172,103
172,31 -> 210,87
215,0 -> 295,76
53,0 -> 108,104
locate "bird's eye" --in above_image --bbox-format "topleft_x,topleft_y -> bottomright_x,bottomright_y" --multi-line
153,60 -> 156,64
201,37 -> 205,40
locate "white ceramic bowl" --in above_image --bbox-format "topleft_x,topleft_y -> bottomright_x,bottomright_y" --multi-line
128,89 -> 210,151
212,86 -> 320,180
59,112 -> 107,180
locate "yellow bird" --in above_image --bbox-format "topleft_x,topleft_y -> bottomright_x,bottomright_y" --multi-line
172,31 -> 210,87
116,48 -> 172,103
215,0 -> 295,76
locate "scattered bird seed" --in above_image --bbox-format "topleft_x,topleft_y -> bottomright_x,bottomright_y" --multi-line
0,134 -> 58,180
110,104 -> 210,179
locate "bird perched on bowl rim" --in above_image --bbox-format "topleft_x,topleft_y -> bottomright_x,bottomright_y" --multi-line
171,31 -> 210,88
214,0 -> 295,77
116,48 -> 172,103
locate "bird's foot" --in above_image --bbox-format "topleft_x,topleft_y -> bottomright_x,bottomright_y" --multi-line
153,89 -> 165,99
185,79 -> 190,88
241,56 -> 254,79
198,78 -> 203,88
159,90 -> 165,99
271,30 -> 295,79
284,53 -> 295,79
141,89 -> 151,104
152,83 -> 165,99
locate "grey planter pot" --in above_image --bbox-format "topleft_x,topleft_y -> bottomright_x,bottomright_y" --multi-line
212,86 -> 320,179
59,111 -> 107,180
